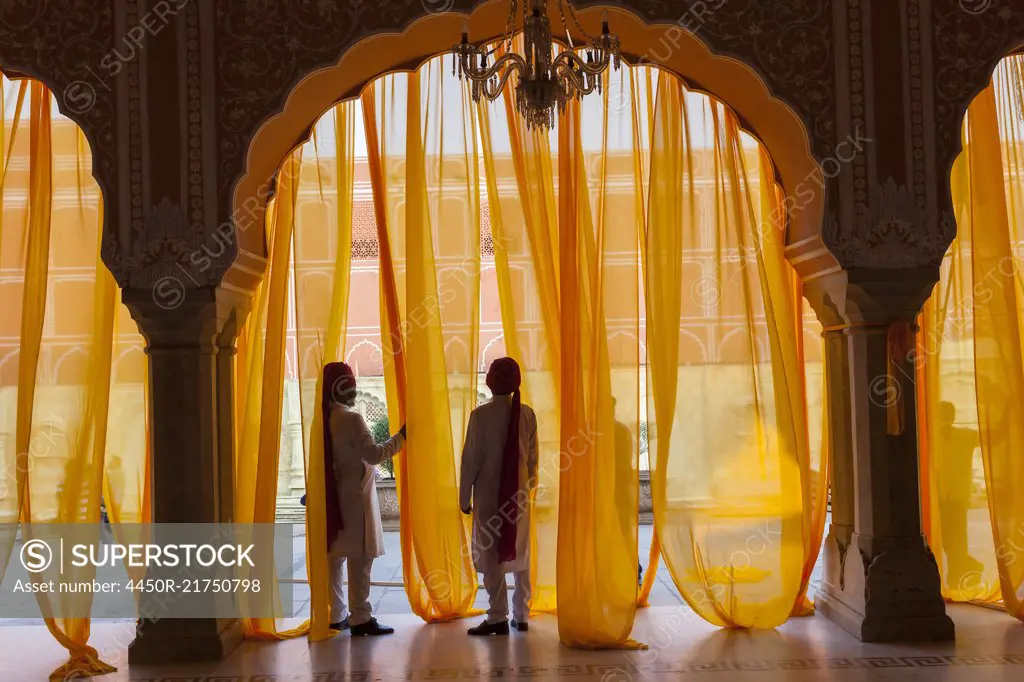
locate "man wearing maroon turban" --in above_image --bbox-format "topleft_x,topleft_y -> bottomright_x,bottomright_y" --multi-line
322,361 -> 406,636
460,357 -> 539,636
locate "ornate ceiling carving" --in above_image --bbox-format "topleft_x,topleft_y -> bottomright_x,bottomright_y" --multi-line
2,1 -> 1022,286
932,0 -> 1024,197
0,0 -> 119,274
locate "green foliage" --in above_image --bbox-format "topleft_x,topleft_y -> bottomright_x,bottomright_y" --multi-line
371,416 -> 395,479
370,416 -> 390,444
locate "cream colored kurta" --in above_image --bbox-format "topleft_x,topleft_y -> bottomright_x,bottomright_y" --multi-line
330,404 -> 405,559
459,397 -> 539,574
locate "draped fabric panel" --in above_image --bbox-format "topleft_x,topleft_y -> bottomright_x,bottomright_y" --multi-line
920,57 -> 1024,617
475,67 -> 563,615
643,72 -> 816,628
361,63 -> 481,621
292,102 -> 358,641
554,81 -> 645,649
235,150 -> 316,639
0,78 -> 143,678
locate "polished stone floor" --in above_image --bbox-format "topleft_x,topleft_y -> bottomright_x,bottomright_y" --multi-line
6,520 -> 1020,680
1,603 -> 1022,681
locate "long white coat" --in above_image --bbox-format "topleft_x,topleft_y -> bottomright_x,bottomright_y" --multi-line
329,404 -> 405,559
459,397 -> 539,574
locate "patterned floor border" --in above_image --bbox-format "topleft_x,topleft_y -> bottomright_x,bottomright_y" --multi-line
125,654 -> 1024,681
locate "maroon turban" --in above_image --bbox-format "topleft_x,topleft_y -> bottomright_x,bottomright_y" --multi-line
486,357 -> 522,564
323,362 -> 356,550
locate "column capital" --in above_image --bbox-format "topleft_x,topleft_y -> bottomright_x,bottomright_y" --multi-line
803,266 -> 939,330
122,285 -> 253,353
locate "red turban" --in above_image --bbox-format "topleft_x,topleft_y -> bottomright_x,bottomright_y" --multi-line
322,362 -> 356,550
486,357 -> 522,564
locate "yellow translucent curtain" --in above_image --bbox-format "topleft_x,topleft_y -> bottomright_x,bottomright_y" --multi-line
644,73 -> 813,628
235,150 -> 314,639
474,62 -> 562,615
920,57 -> 1024,617
631,69 -> 664,610
0,78 -> 28,583
291,101 -> 357,641
361,59 -> 480,621
0,80 -> 117,679
556,86 -> 644,649
758,153 -> 827,618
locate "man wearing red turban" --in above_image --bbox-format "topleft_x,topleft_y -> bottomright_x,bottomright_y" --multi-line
322,361 -> 406,636
460,357 -> 539,636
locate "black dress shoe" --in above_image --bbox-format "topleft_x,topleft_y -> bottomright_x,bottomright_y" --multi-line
350,618 -> 394,636
510,619 -> 529,632
329,617 -> 350,631
467,619 -> 509,636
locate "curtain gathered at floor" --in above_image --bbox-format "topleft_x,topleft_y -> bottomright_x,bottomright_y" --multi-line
361,62 -> 483,622
642,71 -> 826,628
919,54 -> 1024,620
0,77 -> 149,679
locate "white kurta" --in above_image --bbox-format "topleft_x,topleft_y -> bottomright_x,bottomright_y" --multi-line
329,404 -> 405,559
459,397 -> 539,574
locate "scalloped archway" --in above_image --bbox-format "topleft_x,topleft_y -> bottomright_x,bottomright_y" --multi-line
232,1 -> 832,289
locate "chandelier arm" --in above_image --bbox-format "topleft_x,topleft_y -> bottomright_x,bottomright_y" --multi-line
551,49 -> 611,76
464,42 -> 502,59
481,64 -> 522,100
458,52 -> 527,84
554,62 -> 599,96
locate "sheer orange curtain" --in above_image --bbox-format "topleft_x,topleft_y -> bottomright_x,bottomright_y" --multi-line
361,62 -> 481,621
0,79 -> 119,679
475,63 -> 562,615
234,150 -> 316,639
555,88 -> 645,648
290,102 -> 358,641
644,72 -> 816,628
919,57 -> 1024,618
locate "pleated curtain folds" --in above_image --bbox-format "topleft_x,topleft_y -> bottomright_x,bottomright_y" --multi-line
361,62 -> 482,622
642,72 -> 822,629
0,78 -> 149,679
919,55 -> 1024,619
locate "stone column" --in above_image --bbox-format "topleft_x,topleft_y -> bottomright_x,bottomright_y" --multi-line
807,268 -> 953,642
122,285 -> 247,664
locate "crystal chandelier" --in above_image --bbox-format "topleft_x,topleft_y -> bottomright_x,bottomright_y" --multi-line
452,0 -> 621,130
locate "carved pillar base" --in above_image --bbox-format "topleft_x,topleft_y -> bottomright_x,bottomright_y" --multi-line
817,535 -> 953,642
123,285 -> 251,664
806,268 -> 953,643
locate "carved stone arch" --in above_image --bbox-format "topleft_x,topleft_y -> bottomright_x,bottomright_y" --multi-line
0,1 -> 121,282
480,333 -> 506,371
221,0 -> 835,291
931,1 -> 1024,254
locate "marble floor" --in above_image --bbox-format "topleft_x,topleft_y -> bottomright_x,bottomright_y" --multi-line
1,603 -> 1022,681
6,521 -> 1022,681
